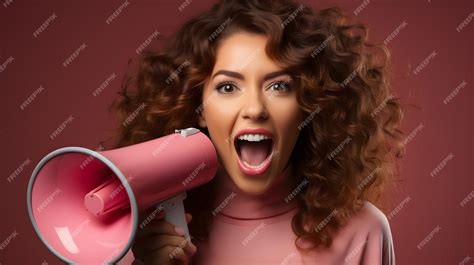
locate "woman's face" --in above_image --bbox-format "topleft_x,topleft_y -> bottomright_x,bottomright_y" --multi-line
198,31 -> 305,195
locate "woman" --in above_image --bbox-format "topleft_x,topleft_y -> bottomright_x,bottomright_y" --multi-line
113,0 -> 405,264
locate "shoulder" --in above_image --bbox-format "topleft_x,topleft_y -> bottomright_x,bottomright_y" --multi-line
349,201 -> 394,247
356,201 -> 392,233
339,201 -> 392,236
335,201 -> 395,265
349,201 -> 396,264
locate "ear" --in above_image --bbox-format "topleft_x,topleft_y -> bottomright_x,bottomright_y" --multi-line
198,112 -> 207,128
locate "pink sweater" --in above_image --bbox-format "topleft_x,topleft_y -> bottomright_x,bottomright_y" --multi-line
190,166 -> 395,265
127,166 -> 395,264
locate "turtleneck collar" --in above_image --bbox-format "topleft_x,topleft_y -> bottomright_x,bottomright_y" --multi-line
212,163 -> 299,220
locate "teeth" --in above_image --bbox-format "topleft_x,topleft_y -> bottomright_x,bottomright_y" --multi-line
237,134 -> 271,142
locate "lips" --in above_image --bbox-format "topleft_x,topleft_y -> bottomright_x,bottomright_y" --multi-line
234,128 -> 274,139
233,128 -> 275,176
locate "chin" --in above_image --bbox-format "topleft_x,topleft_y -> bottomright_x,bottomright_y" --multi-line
231,171 -> 274,195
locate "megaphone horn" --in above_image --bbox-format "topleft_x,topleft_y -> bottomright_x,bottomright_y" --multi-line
27,127 -> 217,264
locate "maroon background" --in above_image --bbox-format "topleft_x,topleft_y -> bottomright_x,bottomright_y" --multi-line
1,0 -> 472,264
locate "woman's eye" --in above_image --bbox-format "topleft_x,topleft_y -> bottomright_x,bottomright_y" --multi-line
268,80 -> 292,92
215,82 -> 238,93
215,80 -> 292,94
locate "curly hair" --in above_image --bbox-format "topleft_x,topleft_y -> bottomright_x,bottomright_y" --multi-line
110,0 -> 405,252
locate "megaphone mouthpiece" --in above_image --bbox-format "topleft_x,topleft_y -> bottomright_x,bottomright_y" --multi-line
84,177 -> 130,216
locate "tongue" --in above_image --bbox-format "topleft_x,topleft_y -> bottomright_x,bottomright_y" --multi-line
239,140 -> 271,166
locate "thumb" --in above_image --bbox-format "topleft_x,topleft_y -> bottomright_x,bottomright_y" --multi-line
185,213 -> 192,224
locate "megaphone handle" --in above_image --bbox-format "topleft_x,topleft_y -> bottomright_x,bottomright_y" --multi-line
161,192 -> 190,239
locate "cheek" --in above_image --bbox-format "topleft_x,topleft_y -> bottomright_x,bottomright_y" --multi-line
268,99 -> 304,158
270,98 -> 303,133
202,100 -> 237,152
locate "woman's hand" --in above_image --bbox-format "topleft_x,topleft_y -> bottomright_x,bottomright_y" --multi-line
132,209 -> 197,265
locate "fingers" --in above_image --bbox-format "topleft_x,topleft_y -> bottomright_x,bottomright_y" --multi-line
135,219 -> 181,239
137,211 -> 193,240
185,213 -> 192,224
133,208 -> 196,264
135,234 -> 196,255
132,233 -> 196,263
143,245 -> 189,265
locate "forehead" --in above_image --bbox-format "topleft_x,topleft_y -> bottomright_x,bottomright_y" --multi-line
212,32 -> 282,73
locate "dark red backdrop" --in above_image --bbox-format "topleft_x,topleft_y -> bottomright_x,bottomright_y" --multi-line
1,0 -> 472,264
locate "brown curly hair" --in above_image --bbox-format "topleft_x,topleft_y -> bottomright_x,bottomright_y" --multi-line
110,0 -> 405,252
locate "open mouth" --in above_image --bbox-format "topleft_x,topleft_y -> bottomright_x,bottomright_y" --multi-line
234,136 -> 274,170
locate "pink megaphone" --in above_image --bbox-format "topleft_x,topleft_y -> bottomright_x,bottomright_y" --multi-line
26,127 -> 217,264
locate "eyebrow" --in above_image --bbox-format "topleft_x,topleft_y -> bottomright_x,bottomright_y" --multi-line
211,69 -> 290,82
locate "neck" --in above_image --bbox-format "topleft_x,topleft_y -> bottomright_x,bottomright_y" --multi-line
212,164 -> 298,220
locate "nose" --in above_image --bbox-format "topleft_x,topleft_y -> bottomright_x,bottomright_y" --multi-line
241,87 -> 268,122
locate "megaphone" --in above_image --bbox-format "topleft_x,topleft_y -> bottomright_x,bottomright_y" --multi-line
26,127 -> 217,264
